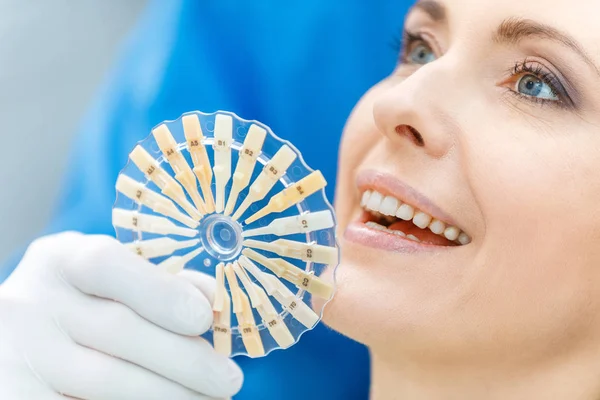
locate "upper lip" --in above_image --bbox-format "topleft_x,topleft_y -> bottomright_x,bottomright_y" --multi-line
356,169 -> 461,229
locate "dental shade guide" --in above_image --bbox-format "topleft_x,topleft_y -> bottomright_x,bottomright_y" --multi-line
212,114 -> 233,213
116,175 -> 198,228
182,114 -> 215,213
243,238 -> 339,266
242,210 -> 334,238
213,263 -> 232,356
157,247 -> 204,274
245,170 -> 327,224
113,111 -> 337,358
224,264 -> 265,357
152,124 -> 207,213
125,237 -> 199,259
242,249 -> 334,299
129,145 -> 203,221
231,145 -> 297,221
224,124 -> 267,216
112,209 -> 198,237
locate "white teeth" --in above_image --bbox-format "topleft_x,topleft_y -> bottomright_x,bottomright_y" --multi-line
366,191 -> 383,211
443,226 -> 460,241
361,190 -> 372,207
458,232 -> 471,245
379,196 -> 399,216
428,219 -> 446,235
406,234 -> 420,242
412,211 -> 432,229
360,190 -> 471,245
395,203 -> 414,220
366,221 -> 386,231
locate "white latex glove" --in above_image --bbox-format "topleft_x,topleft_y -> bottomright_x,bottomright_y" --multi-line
0,232 -> 243,400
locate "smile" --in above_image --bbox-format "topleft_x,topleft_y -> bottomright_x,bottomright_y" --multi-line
344,170 -> 472,251
360,189 -> 470,246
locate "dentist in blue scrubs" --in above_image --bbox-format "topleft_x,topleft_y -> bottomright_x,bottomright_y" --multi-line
0,1 -> 411,398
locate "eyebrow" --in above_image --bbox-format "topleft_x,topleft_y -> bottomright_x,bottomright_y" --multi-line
413,0 -> 446,22
493,17 -> 600,76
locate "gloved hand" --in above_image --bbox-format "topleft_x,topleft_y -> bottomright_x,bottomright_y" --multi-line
0,232 -> 243,400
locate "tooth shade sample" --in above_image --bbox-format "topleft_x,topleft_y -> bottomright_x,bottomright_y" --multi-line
115,175 -> 198,228
225,124 -> 267,216
263,274 -> 319,329
253,283 -> 295,348
157,247 -> 204,274
245,170 -> 327,224
231,145 -> 297,221
238,255 -> 277,295
213,263 -> 232,356
242,210 -> 334,238
152,124 -> 207,213
129,145 -> 202,220
125,237 -> 199,259
243,238 -> 338,265
224,264 -> 264,357
182,114 -> 215,212
232,261 -> 262,307
242,248 -> 334,299
112,209 -> 198,237
213,114 -> 233,213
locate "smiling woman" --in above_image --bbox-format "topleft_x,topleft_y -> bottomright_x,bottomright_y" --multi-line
322,0 -> 600,398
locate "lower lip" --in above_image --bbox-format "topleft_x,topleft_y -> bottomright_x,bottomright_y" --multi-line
344,222 -> 453,253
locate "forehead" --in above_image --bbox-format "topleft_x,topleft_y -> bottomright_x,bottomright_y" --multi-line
423,0 -> 600,55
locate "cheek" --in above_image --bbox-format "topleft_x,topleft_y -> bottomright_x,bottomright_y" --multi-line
460,117 -> 600,348
335,83 -> 387,228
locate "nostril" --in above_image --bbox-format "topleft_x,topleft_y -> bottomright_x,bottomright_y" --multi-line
395,125 -> 424,147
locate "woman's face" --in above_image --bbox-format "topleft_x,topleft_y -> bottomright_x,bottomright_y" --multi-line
325,0 -> 600,366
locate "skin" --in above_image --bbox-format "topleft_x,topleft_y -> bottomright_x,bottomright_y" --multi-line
321,0 -> 600,398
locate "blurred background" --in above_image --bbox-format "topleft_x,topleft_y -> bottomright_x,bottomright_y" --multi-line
0,0 -> 146,262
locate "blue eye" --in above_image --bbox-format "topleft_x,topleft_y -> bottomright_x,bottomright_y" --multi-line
516,74 -> 558,101
408,43 -> 436,65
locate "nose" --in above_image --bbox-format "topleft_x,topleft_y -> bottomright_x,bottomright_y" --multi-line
372,62 -> 458,159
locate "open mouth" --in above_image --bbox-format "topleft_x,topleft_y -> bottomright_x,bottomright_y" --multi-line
359,189 -> 471,247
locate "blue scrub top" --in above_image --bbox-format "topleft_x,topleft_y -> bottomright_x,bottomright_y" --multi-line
2,1 -> 412,398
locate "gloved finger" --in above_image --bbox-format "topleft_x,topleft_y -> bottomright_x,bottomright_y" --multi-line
60,234 -> 212,336
38,341 -> 221,400
177,269 -> 216,304
62,296 -> 243,399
